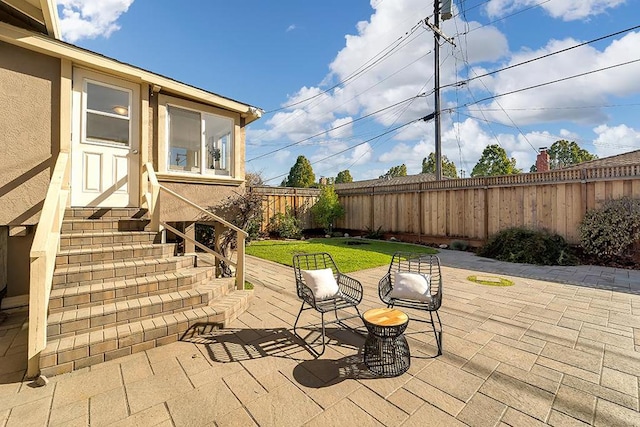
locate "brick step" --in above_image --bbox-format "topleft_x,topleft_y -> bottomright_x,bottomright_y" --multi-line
55,243 -> 176,267
64,208 -> 148,220
60,230 -> 158,250
47,289 -> 212,340
40,290 -> 254,376
52,255 -> 196,289
61,218 -> 150,233
49,266 -> 220,312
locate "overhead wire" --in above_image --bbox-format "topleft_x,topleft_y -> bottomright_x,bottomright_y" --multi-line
455,57 -> 640,109
442,23 -> 640,91
263,19 -> 427,114
263,114 -> 434,183
247,94 -> 428,162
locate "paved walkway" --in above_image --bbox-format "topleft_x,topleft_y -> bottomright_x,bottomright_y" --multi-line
1,251 -> 639,426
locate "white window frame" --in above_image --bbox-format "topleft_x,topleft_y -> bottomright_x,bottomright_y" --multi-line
159,96 -> 240,183
81,78 -> 133,148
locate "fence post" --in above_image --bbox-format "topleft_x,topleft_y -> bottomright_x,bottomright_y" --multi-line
236,233 -> 245,290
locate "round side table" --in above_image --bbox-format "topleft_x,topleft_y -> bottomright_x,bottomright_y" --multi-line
362,308 -> 410,377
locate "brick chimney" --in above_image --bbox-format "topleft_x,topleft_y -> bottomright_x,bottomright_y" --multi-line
536,147 -> 550,172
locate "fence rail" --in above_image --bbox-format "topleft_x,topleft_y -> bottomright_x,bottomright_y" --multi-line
254,165 -> 640,244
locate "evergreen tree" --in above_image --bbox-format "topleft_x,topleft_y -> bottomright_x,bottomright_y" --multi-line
421,152 -> 458,178
471,145 -> 521,177
380,164 -> 407,179
284,155 -> 315,187
335,170 -> 353,183
547,140 -> 597,169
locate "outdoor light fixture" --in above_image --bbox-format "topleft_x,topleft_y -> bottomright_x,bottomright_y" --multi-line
112,105 -> 128,116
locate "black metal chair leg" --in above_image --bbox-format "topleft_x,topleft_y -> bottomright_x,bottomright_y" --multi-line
293,300 -> 328,357
293,301 -> 305,335
319,312 -> 327,355
430,311 -> 443,356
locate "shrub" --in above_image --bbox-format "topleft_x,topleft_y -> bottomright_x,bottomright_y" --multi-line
268,208 -> 301,239
311,185 -> 345,234
450,240 -> 469,251
478,227 -> 577,266
364,226 -> 385,239
579,197 -> 640,262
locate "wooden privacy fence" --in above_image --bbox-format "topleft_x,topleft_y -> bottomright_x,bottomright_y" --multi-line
249,186 -> 320,231
250,165 -> 640,245
336,165 -> 640,245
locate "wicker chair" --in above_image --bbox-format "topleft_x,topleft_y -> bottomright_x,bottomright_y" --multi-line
293,252 -> 364,356
379,252 -> 443,355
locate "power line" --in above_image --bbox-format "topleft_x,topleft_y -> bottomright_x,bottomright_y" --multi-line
455,57 -> 640,109
466,102 -> 640,112
264,19 -> 426,114
264,114 -> 433,183
456,0 -> 552,37
443,24 -> 640,91
248,94 -> 427,162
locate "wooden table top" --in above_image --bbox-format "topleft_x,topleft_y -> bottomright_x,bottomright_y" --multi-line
363,308 -> 408,327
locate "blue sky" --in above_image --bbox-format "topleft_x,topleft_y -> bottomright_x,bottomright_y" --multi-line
58,0 -> 640,183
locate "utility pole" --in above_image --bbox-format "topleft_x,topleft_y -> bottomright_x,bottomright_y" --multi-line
425,1 -> 454,180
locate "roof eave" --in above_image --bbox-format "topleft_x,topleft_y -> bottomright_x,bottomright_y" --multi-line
0,21 -> 262,121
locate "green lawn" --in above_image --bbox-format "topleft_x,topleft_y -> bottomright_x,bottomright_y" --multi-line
245,238 -> 438,273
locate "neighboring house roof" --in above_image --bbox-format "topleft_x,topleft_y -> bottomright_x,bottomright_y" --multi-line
562,149 -> 640,170
335,173 -> 438,190
0,0 -> 59,38
0,4 -> 262,124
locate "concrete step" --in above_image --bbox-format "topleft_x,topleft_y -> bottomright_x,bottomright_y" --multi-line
49,266 -> 220,312
47,289 -> 211,340
55,243 -> 176,267
61,218 -> 150,233
64,208 -> 148,220
60,230 -> 158,250
52,255 -> 196,289
40,290 -> 254,376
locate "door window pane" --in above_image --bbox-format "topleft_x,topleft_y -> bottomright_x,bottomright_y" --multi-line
168,106 -> 201,172
86,113 -> 130,145
84,81 -> 131,146
87,82 -> 130,116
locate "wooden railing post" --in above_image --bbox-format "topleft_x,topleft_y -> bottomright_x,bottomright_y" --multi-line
214,223 -> 224,277
28,152 -> 69,379
236,232 -> 245,290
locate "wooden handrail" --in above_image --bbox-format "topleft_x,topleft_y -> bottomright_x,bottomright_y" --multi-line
162,222 -> 236,267
141,162 -> 246,289
28,152 -> 69,377
142,163 -> 247,237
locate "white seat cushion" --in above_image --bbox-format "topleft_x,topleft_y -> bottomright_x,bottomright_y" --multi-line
301,268 -> 340,300
391,271 -> 431,301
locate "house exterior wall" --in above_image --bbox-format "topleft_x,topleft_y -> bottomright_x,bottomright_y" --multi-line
151,93 -> 248,220
0,40 -> 61,225
0,40 -> 61,298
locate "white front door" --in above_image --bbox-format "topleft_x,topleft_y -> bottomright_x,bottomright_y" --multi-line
71,68 -> 140,207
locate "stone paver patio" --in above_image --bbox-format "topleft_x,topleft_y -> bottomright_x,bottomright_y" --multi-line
1,254 -> 640,426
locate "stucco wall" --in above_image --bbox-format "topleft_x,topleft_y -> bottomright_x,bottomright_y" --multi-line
0,41 -> 61,297
0,41 -> 60,226
159,181 -> 246,222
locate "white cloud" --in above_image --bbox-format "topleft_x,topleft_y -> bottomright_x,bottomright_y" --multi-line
274,150 -> 291,164
478,32 -> 640,125
256,0 -> 508,148
58,0 -> 134,43
486,0 -> 626,21
286,24 -> 297,32
592,124 -> 640,157
328,117 -> 354,139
